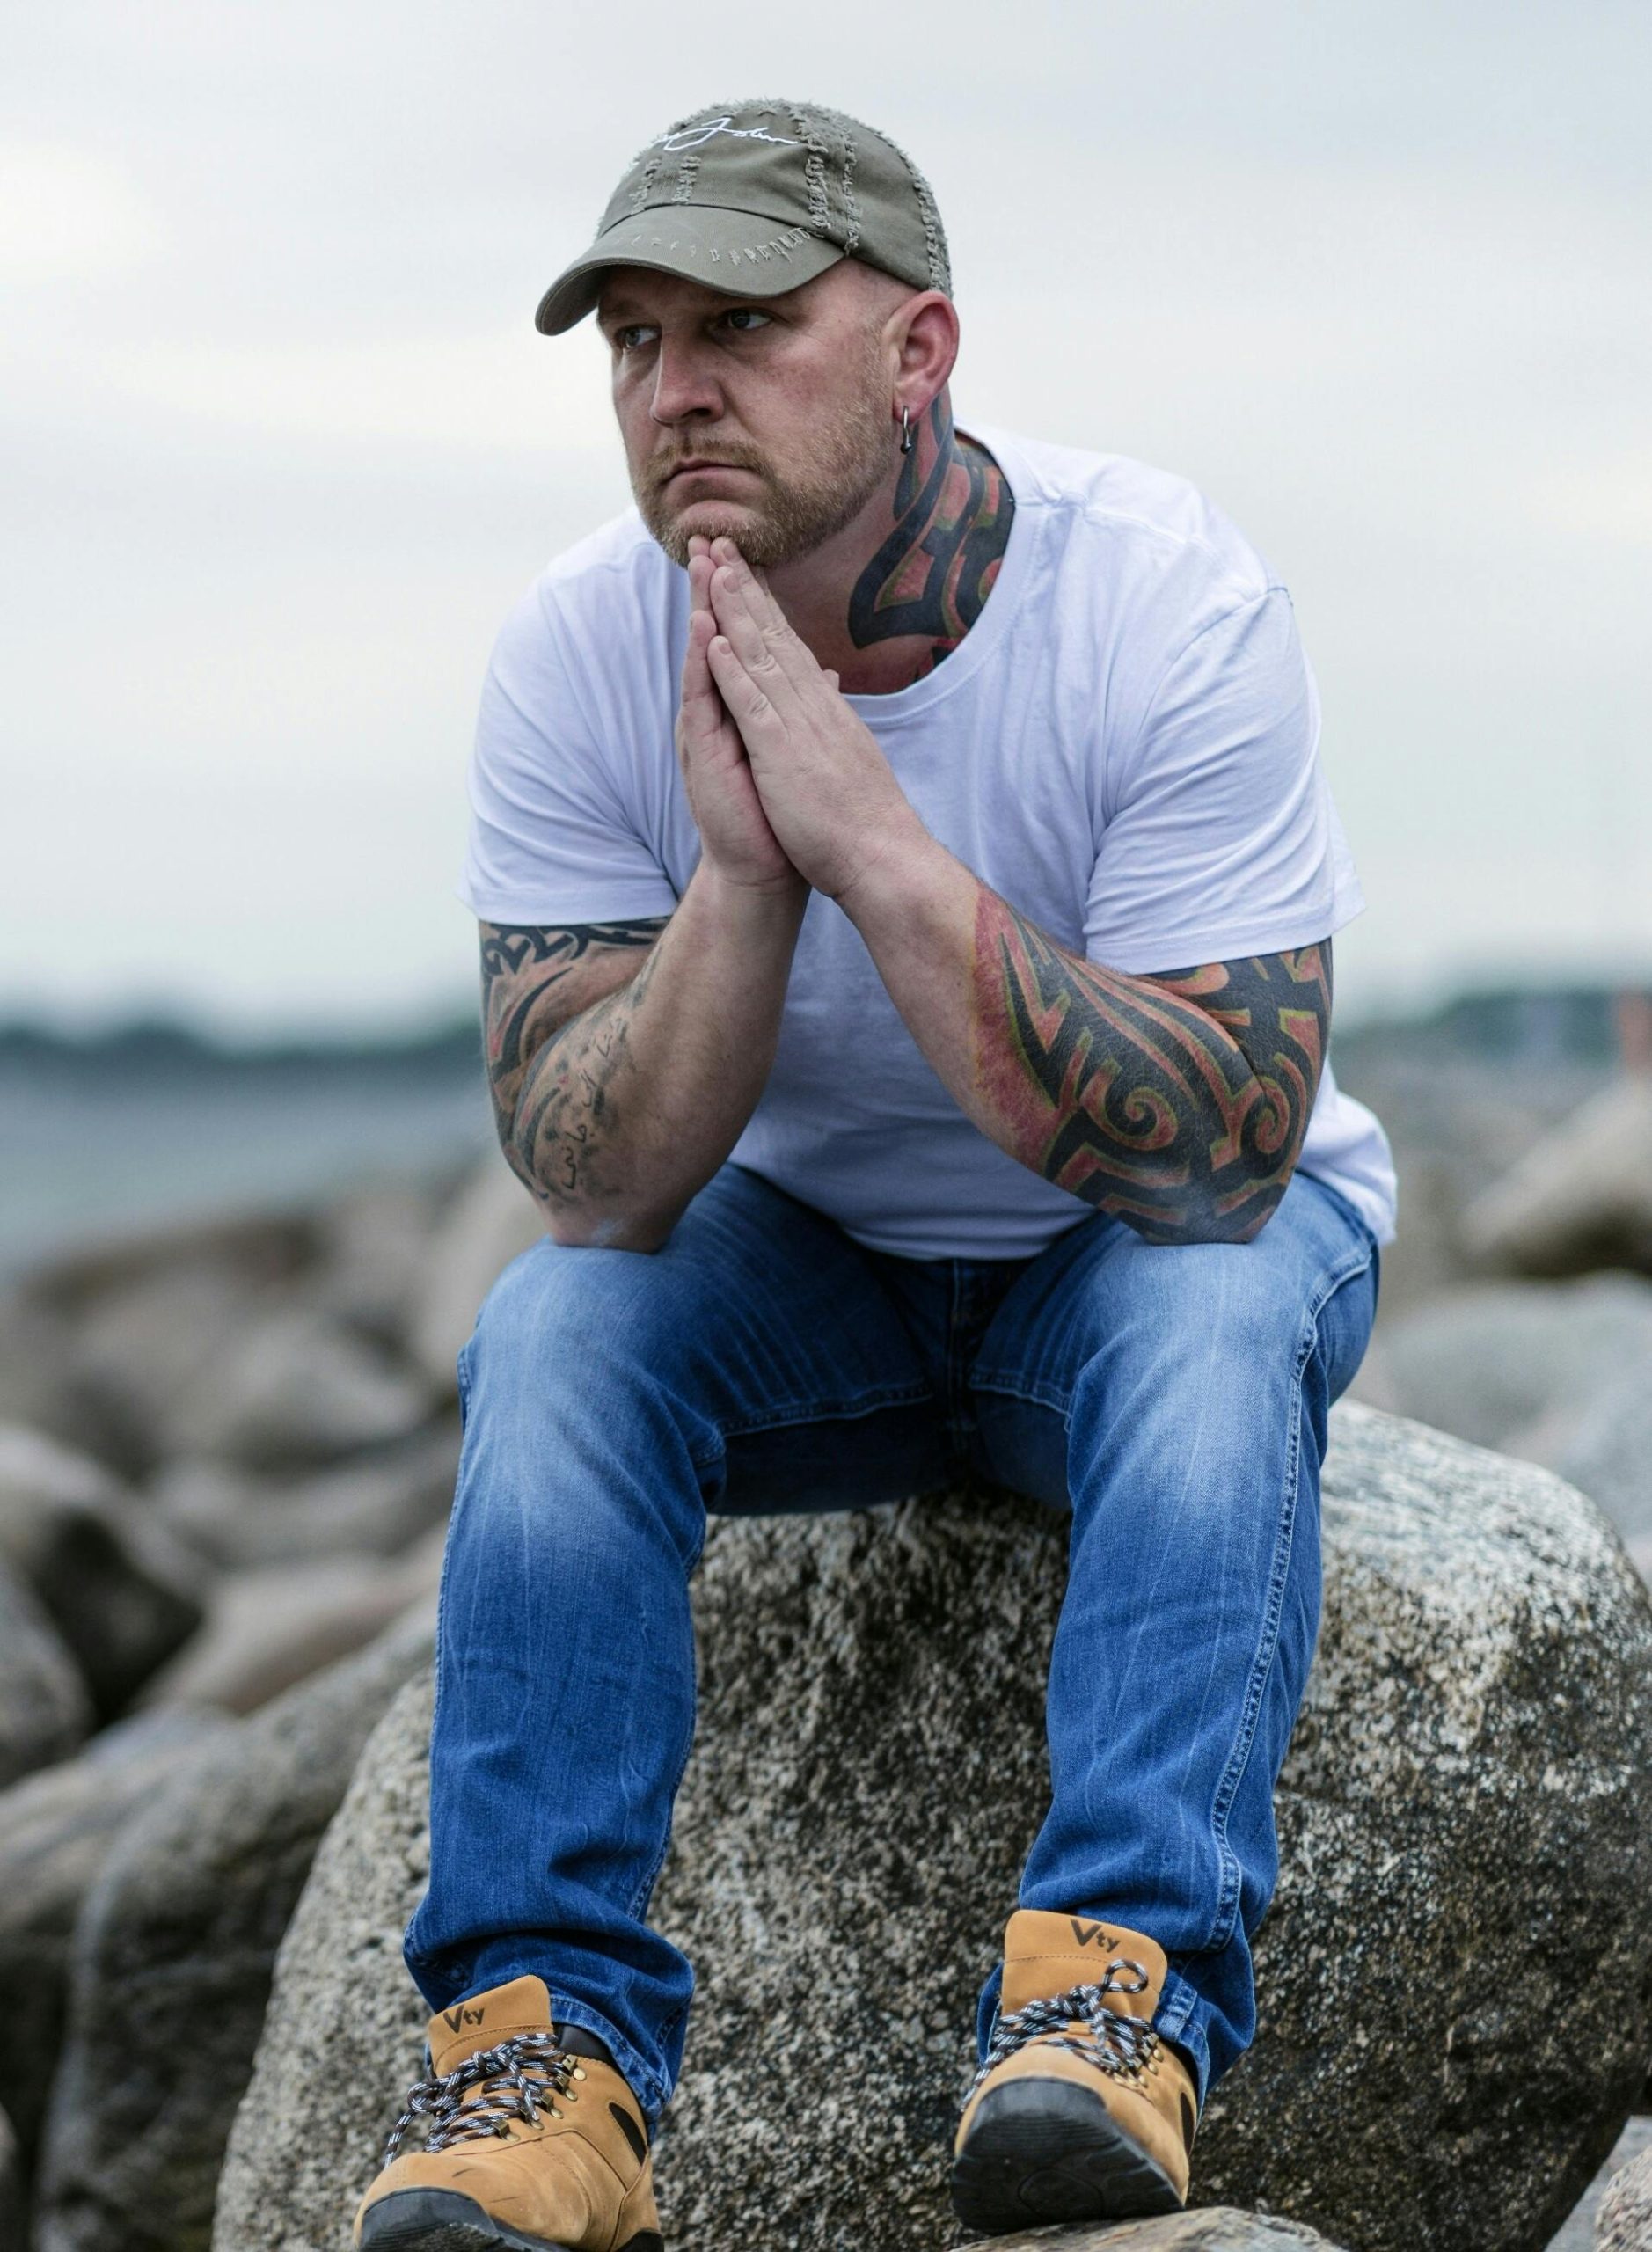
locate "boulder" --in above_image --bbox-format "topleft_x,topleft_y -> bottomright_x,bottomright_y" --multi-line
1358,1276 -> 1652,1460
137,1533 -> 443,1715
0,1424 -> 206,1716
0,2100 -> 20,2249
59,1247 -> 294,1474
213,1405 -> 1652,2252
0,1562 -> 90,1788
407,1159 -> 545,1398
1540,2118 -> 1652,2248
149,1422 -> 461,1570
1556,1366 -> 1652,1554
32,1607 -> 435,2252
1599,2140 -> 1652,2250
0,1709 -> 230,2156
164,1305 -> 430,1472
946,2218 -> 1346,2251
309,1179 -> 447,1353
1462,1075 -> 1652,1279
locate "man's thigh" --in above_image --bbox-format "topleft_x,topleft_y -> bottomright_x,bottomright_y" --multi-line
475,1162 -> 950,1514
967,1172 -> 1380,1506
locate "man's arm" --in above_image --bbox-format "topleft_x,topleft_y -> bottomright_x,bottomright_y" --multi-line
700,539 -> 1329,1246
482,537 -> 809,1253
480,866 -> 806,1252
853,866 -> 1330,1245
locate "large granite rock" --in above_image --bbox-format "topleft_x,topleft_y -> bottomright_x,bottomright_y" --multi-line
213,1405 -> 1652,2252
0,1561 -> 90,1788
0,1710 -> 229,2158
32,1609 -> 435,2252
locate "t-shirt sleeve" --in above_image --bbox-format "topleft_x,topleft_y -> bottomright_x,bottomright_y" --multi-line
1084,586 -> 1363,974
458,584 -> 682,927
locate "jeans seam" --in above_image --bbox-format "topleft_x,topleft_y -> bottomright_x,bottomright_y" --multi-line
1202,1234 -> 1378,1953
689,1380 -> 932,1466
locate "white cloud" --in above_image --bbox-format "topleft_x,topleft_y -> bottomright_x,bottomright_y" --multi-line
0,139 -> 164,280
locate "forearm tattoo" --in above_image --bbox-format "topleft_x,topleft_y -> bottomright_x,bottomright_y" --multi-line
973,896 -> 1332,1244
480,920 -> 667,1205
847,398 -> 1014,681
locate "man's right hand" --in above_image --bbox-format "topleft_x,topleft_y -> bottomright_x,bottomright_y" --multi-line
677,536 -> 808,896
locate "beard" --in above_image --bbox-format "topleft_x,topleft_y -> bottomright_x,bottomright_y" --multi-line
631,355 -> 892,570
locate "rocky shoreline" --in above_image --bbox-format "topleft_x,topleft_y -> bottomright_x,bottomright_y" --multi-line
4,1057 -> 1652,2248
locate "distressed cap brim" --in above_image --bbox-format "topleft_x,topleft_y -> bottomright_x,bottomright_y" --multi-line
536,206 -> 844,334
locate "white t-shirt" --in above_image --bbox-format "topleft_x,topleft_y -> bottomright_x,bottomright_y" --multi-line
461,426 -> 1397,1260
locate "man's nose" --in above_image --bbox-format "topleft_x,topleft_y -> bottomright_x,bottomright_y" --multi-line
649,337 -> 721,427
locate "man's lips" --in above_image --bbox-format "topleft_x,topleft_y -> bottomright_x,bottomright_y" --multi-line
660,459 -> 757,487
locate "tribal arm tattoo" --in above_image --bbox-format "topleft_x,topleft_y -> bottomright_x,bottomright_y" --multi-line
480,919 -> 667,1208
847,397 -> 1014,681
973,896 -> 1333,1245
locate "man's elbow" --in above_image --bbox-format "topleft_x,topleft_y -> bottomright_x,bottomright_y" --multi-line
1113,1173 -> 1295,1248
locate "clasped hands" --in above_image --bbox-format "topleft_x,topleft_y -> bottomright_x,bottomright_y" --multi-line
676,534 -> 925,905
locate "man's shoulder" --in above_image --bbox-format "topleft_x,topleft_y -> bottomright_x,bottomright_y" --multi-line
492,508 -> 677,682
977,426 -> 1279,615
523,508 -> 676,622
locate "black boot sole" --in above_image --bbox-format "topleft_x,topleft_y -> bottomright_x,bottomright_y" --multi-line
358,2188 -> 663,2252
950,2076 -> 1183,2234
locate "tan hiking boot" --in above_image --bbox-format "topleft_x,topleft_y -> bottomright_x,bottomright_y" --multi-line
353,1976 -> 662,2252
951,1909 -> 1197,2234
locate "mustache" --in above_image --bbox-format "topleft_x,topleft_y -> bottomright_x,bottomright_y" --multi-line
642,443 -> 769,497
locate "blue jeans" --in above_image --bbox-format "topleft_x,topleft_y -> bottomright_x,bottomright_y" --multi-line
405,1163 -> 1378,2125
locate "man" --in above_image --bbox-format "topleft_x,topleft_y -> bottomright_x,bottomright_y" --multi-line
354,99 -> 1394,2252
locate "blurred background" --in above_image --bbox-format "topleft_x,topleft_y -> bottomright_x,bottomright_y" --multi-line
4,10 -> 1652,2245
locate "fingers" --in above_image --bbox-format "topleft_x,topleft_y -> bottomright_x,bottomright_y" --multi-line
705,630 -> 778,737
678,609 -> 731,759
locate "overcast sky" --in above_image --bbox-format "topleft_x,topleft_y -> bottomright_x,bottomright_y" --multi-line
4,0 -> 1649,1034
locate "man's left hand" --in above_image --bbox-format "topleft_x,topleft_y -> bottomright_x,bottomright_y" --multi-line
703,538 -> 927,902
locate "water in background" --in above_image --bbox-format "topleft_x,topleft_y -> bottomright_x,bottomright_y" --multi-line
0,1022 -> 492,1279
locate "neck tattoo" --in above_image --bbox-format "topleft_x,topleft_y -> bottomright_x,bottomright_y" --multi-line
846,398 -> 1015,683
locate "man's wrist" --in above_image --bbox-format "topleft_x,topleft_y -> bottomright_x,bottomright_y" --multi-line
691,856 -> 810,931
837,825 -> 959,946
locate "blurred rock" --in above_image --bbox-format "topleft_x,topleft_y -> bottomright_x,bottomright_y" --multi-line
0,1424 -> 207,1717
408,1159 -> 545,1397
0,1564 -> 91,1788
215,1405 -> 1652,2252
137,1533 -> 444,1715
164,1305 -> 429,1472
1555,1364 -> 1652,1552
0,1290 -> 77,1442
1356,1276 -> 1652,1458
1463,1076 -> 1652,1279
310,1179 -> 446,1351
0,1708 -> 230,2156
0,2100 -> 20,2249
33,1608 -> 435,2252
1598,2138 -> 1652,2250
150,1422 -> 461,1570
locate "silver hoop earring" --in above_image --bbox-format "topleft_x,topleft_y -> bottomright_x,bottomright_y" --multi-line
899,405 -> 915,456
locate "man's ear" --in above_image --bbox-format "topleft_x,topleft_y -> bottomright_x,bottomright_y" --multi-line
888,290 -> 960,420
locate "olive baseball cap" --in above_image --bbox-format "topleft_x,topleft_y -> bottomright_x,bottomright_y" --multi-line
535,98 -> 952,336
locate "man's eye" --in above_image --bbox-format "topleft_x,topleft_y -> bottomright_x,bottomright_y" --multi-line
613,325 -> 658,352
721,307 -> 771,333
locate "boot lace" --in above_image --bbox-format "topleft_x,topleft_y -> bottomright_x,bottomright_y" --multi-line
968,1955 -> 1160,2097
382,2034 -> 578,2168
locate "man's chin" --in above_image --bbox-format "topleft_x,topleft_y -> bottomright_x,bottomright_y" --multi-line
649,499 -> 769,569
